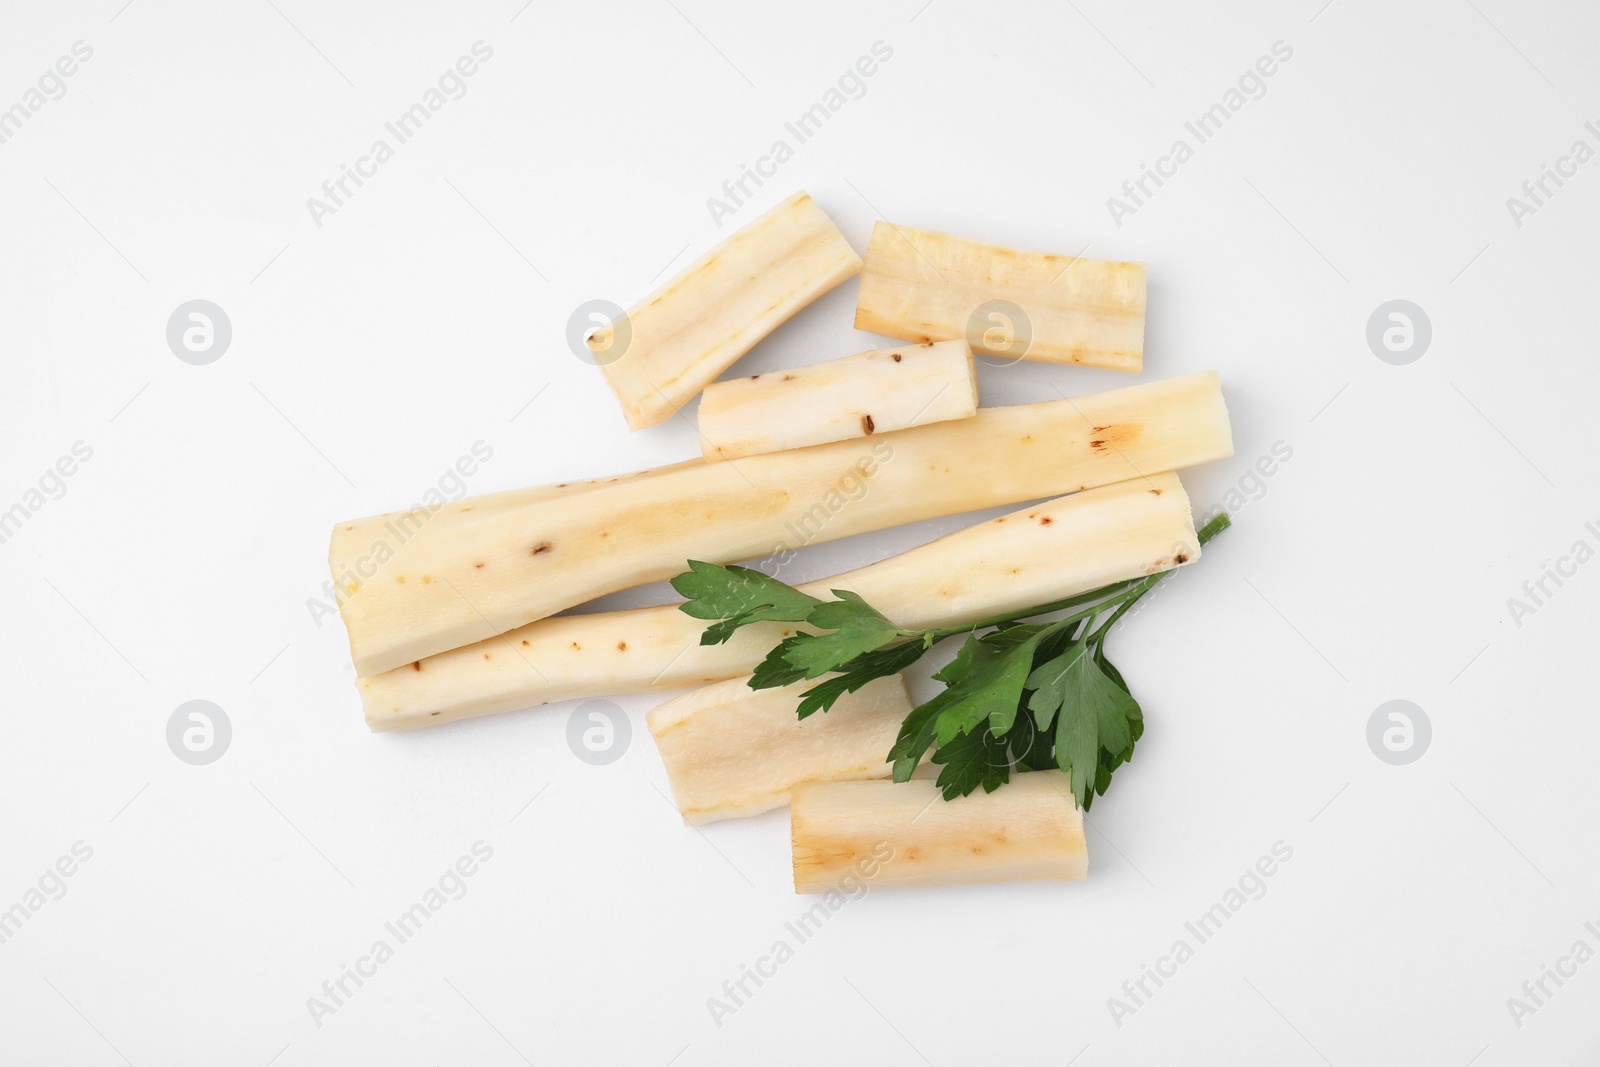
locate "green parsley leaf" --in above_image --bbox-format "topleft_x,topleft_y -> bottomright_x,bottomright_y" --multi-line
749,636 -> 809,690
1013,711 -> 1057,771
794,642 -> 926,719
888,685 -> 963,782
778,590 -> 905,679
699,616 -> 747,647
1031,643 -> 1143,809
930,626 -> 1054,744
671,561 -> 822,645
929,632 -> 981,685
1094,642 -> 1130,693
983,621 -> 1053,650
931,723 -> 1010,799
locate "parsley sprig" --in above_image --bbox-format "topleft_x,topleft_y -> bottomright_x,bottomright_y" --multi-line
670,512 -> 1230,809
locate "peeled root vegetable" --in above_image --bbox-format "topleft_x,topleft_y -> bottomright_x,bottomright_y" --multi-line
648,674 -> 911,824
790,771 -> 1087,892
358,470 -> 1200,730
328,459 -> 701,606
334,371 -> 1231,677
592,190 -> 862,431
854,221 -> 1145,371
694,339 -> 978,461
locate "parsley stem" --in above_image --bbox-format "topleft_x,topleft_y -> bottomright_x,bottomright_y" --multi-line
1194,510 -> 1233,544
921,510 -> 1233,647
1088,510 -> 1232,644
919,580 -> 1140,642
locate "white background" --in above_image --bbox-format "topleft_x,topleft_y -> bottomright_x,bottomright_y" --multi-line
3,0 -> 1597,1063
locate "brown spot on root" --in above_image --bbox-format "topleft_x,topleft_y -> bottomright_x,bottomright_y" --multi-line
474,562 -> 485,569
782,374 -> 796,381
522,639 -> 531,647
422,576 -> 433,584
344,525 -> 354,531
556,482 -> 568,488
617,641 -> 628,651
532,543 -> 552,555
483,653 -> 492,660
412,661 -> 422,672
891,352 -> 903,362
1149,488 -> 1162,495
571,642 -> 582,650
460,507 -> 474,513
861,414 -> 875,435
1175,553 -> 1189,564
1039,516 -> 1054,526
1088,423 -> 1140,453
750,374 -> 761,380
599,531 -> 609,539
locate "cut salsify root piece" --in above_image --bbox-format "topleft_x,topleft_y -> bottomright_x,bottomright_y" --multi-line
854,221 -> 1146,371
695,339 -> 978,461
790,771 -> 1087,893
328,459 -> 701,605
648,675 -> 911,824
357,469 -> 1202,730
334,371 -> 1231,677
590,191 -> 863,431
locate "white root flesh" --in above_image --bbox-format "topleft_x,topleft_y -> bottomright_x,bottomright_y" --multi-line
335,371 -> 1231,677
328,460 -> 701,605
648,675 -> 912,824
854,221 -> 1146,371
695,339 -> 978,461
358,470 -> 1201,730
790,771 -> 1087,893
591,190 -> 862,431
